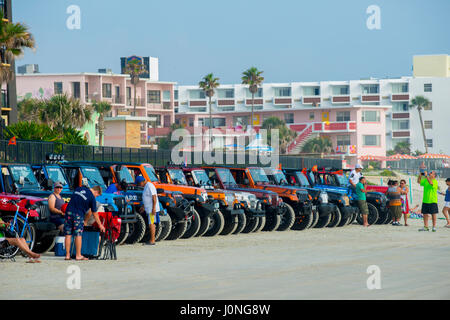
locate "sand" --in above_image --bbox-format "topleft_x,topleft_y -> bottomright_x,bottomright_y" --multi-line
1,173 -> 449,300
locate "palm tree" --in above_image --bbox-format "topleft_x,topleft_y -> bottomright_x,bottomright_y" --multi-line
17,98 -> 44,122
0,9 -> 35,84
410,95 -> 431,153
199,73 -> 220,146
123,58 -> 147,116
261,116 -> 297,154
242,67 -> 264,132
39,94 -> 93,132
302,136 -> 333,154
92,101 -> 112,146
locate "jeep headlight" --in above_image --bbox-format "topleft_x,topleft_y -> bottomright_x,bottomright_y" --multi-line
214,202 -> 220,209
319,192 -> 328,204
198,191 -> 208,202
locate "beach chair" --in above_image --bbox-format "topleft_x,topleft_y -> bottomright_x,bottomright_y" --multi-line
94,211 -> 121,260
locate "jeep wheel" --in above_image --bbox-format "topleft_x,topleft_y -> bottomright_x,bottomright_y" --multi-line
125,214 -> 146,244
116,223 -> 129,245
262,213 -> 281,232
375,207 -> 389,225
254,216 -> 266,232
33,235 -> 56,254
337,207 -> 351,227
181,209 -> 201,239
166,220 -> 188,240
241,216 -> 259,233
232,214 -> 247,234
309,210 -> 320,229
204,211 -> 225,237
383,209 -> 392,224
220,215 -> 238,236
356,203 -> 379,225
196,215 -> 211,237
314,212 -> 332,228
156,218 -> 172,242
348,210 -> 358,225
327,206 -> 341,228
277,203 -> 296,231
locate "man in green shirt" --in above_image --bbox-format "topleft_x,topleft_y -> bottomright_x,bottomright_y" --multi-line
356,177 -> 369,227
418,171 -> 439,232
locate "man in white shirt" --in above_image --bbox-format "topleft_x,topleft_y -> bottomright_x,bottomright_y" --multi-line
136,176 -> 160,245
348,164 -> 364,197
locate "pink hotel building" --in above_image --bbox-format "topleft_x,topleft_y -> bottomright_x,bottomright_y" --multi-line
16,73 -> 396,167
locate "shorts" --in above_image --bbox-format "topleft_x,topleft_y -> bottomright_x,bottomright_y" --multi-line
146,211 -> 160,225
444,201 -> 450,208
357,200 -> 369,215
389,205 -> 402,220
64,211 -> 84,237
50,214 -> 65,227
421,203 -> 439,215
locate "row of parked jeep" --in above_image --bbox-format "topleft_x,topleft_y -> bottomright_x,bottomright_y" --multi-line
0,160 -> 391,254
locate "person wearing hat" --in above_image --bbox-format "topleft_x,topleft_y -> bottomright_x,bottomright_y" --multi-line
48,181 -> 66,234
136,176 -> 159,245
348,164 -> 364,196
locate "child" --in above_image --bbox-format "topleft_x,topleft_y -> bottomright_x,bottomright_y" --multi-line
438,178 -> 450,227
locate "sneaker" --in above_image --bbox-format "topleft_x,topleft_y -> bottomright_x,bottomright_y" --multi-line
432,227 -> 437,232
418,227 -> 430,232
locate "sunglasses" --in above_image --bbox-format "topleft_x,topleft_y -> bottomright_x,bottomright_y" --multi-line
55,186 -> 63,189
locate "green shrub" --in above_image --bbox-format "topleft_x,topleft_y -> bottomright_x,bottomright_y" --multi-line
380,169 -> 396,177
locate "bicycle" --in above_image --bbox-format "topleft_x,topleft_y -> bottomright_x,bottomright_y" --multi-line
0,198 -> 36,260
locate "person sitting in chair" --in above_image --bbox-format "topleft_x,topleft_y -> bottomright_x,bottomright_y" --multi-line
0,217 -> 41,262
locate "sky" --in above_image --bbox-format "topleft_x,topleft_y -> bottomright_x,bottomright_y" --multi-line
13,0 -> 450,85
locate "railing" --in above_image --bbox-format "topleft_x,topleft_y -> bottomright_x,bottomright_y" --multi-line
287,124 -> 312,153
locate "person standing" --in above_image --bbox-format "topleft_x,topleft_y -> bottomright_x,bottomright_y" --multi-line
386,180 -> 403,226
48,181 -> 66,234
418,171 -> 439,232
64,185 -> 105,260
355,176 -> 369,227
348,164 -> 363,195
438,178 -> 450,227
136,176 -> 160,245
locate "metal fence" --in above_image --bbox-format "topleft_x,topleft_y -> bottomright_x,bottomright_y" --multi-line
386,159 -> 450,177
0,140 -> 342,169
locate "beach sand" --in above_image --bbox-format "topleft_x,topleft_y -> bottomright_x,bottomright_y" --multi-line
1,174 -> 449,300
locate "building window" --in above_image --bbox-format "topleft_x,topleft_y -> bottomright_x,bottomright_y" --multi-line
174,90 -> 178,100
245,87 -> 263,98
54,82 -> 63,94
392,120 -> 410,130
147,90 -> 161,103
332,85 -> 349,95
274,87 -> 291,97
424,120 -> 433,129
302,86 -> 320,96
423,101 -> 432,111
147,114 -> 161,126
363,135 -> 381,147
189,90 -> 206,99
424,83 -> 432,92
233,116 -> 249,127
217,89 -> 234,99
392,102 -> 408,112
284,113 -> 294,124
336,111 -> 350,122
189,118 -> 194,127
309,112 -> 315,120
392,83 -> 409,93
102,83 -> 112,98
362,110 -> 380,122
85,82 -> 89,101
163,90 -> 171,101
361,84 -> 379,94
337,135 -> 351,146
426,139 -> 433,148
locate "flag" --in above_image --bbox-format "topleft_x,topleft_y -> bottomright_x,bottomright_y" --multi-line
277,163 -> 282,171
8,137 -> 16,146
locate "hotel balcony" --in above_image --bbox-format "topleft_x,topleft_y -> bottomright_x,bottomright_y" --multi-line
391,93 -> 410,102
245,98 -> 264,106
302,96 -> 321,106
331,95 -> 351,104
216,99 -> 235,107
392,131 -> 410,138
126,97 -> 146,107
361,94 -> 380,103
273,97 -> 292,105
188,99 -> 208,108
313,121 -> 357,132
392,112 -> 409,119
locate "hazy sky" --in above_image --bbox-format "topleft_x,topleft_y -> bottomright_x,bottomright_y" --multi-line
13,0 -> 450,85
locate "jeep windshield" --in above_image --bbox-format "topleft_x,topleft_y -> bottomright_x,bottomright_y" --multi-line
333,173 -> 349,187
81,167 -> 107,190
216,168 -> 238,187
143,165 -> 159,182
248,168 -> 270,185
9,165 -> 41,190
294,171 -> 311,187
46,166 -> 69,187
118,166 -> 134,184
191,170 -> 212,188
168,169 -> 187,185
266,169 -> 289,185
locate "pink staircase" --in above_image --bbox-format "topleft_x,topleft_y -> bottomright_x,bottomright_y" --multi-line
287,124 -> 315,154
